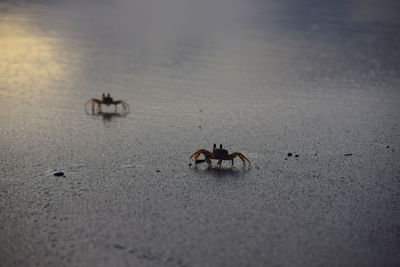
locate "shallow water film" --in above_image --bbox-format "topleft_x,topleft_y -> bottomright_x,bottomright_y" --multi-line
1,0 -> 400,266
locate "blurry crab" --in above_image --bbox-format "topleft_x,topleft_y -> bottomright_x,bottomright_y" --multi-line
85,93 -> 129,115
189,144 -> 251,168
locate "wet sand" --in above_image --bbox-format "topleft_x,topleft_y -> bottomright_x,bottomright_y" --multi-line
1,0 -> 400,266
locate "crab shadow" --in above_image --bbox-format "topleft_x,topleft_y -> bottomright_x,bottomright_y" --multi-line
98,112 -> 124,121
190,164 -> 250,180
86,111 -> 127,123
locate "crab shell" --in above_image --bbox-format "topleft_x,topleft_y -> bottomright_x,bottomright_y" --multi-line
213,149 -> 229,159
103,97 -> 114,105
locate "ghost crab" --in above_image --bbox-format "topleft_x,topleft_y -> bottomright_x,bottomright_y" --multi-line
85,93 -> 129,115
189,144 -> 251,168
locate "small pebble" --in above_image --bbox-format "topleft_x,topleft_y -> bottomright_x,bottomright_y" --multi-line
386,146 -> 390,148
156,169 -> 161,173
53,171 -> 65,177
114,244 -> 125,250
188,163 -> 192,167
287,153 -> 293,157
295,155 -> 299,157
284,158 -> 288,160
344,153 -> 352,156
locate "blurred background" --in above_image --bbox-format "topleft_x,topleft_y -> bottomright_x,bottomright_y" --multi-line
1,0 -> 399,266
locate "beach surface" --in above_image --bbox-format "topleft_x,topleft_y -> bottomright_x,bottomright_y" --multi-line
1,0 -> 400,266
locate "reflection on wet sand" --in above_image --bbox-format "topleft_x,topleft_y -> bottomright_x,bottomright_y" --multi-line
100,112 -> 123,126
86,112 -> 125,126
87,111 -> 127,126
99,112 -> 123,121
191,165 -> 249,180
0,13 -> 66,99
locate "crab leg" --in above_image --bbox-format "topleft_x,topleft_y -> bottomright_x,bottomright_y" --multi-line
189,149 -> 210,160
85,99 -> 101,115
217,160 -> 223,168
113,100 -> 129,115
205,157 -> 212,167
229,152 -> 251,166
189,149 -> 212,167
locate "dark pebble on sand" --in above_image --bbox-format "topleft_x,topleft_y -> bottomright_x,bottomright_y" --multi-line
284,158 -> 288,160
156,169 -> 161,173
295,155 -> 299,157
386,146 -> 390,148
287,153 -> 292,157
114,244 -> 125,249
344,153 -> 352,156
53,171 -> 65,177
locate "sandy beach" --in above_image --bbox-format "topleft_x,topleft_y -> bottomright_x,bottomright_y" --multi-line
1,0 -> 399,266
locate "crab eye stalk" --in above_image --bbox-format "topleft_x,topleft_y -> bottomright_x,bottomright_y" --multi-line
220,144 -> 223,149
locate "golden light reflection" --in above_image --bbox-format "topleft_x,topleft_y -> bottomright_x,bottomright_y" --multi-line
0,14 -> 65,99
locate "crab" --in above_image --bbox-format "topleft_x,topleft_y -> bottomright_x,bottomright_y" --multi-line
189,144 -> 251,168
85,93 -> 129,115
